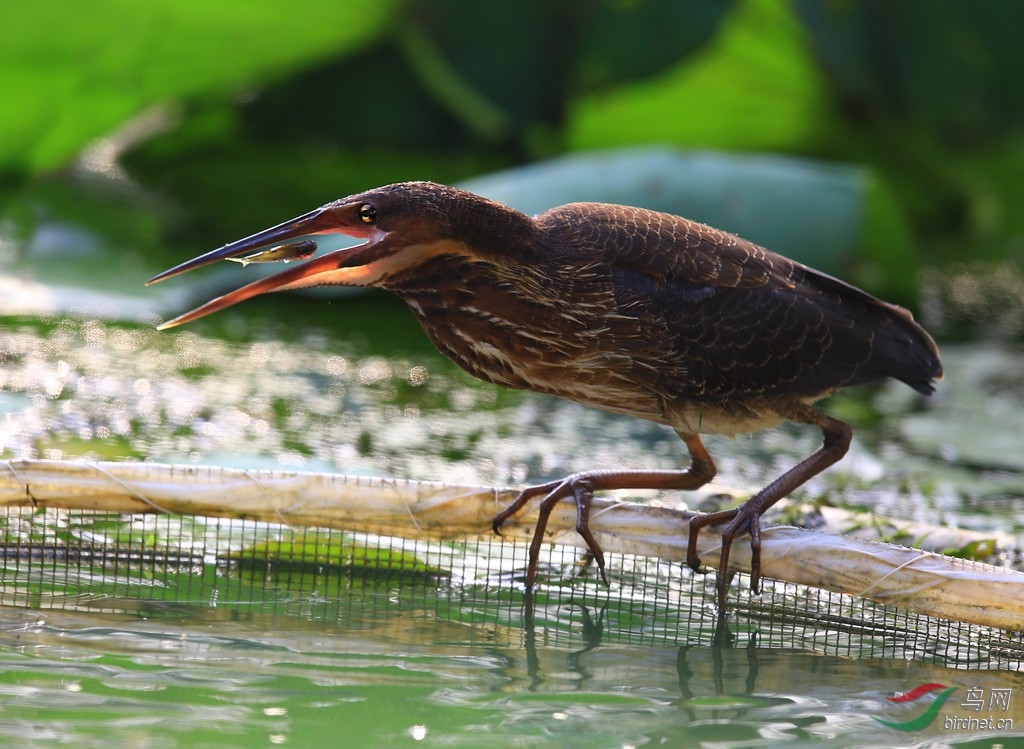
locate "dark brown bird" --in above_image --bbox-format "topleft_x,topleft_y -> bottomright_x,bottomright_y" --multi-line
147,181 -> 942,600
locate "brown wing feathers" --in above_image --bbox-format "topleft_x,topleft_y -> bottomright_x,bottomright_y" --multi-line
537,203 -> 941,401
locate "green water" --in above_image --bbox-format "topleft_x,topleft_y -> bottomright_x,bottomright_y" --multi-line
0,577 -> 1020,748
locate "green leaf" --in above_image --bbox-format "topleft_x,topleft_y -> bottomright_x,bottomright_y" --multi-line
0,1 -> 396,176
796,0 -> 1024,143
568,0 -> 834,152
227,532 -> 446,576
944,538 -> 997,562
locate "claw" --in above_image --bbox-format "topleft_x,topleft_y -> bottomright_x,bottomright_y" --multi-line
491,466 -> 719,591
492,474 -> 606,589
492,480 -> 557,536
687,502 -> 767,606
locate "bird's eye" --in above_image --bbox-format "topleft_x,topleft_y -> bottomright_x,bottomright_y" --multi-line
359,204 -> 377,224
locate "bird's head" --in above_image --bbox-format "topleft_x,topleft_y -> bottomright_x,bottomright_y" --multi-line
147,181 -> 529,329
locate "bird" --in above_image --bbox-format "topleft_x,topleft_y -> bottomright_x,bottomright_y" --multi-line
147,180 -> 942,602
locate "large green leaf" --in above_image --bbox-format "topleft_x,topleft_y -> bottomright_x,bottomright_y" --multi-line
796,0 -> 1024,143
0,1 -> 396,176
568,0 -> 835,152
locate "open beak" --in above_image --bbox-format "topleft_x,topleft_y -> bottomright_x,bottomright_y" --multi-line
146,205 -> 350,285
147,205 -> 391,330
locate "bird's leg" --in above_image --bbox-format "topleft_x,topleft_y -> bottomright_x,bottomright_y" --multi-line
686,404 -> 852,604
493,433 -> 716,588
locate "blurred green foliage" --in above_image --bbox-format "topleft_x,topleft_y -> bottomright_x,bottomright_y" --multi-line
2,0 -> 1022,301
0,0 -> 396,175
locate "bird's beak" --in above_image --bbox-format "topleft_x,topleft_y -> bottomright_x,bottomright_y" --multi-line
146,205 -> 392,330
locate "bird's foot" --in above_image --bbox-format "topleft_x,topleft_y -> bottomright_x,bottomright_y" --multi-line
492,473 -> 606,590
686,500 -> 765,605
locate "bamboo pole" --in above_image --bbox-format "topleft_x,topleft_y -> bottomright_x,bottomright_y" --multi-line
0,459 -> 1020,630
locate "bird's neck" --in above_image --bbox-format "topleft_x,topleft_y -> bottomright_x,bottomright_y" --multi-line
448,198 -> 539,264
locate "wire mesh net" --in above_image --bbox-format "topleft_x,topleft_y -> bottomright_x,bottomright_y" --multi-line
2,490 -> 1020,672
